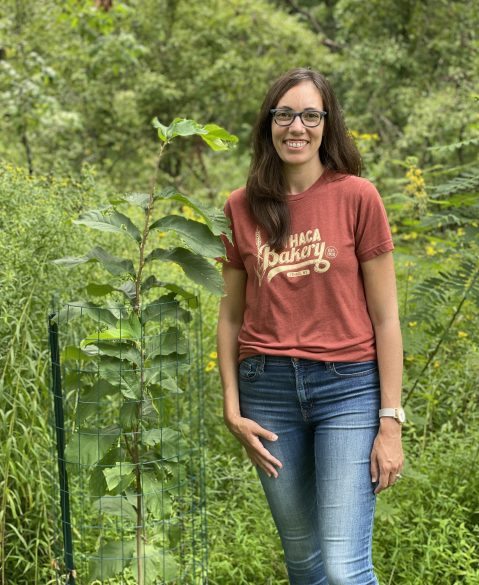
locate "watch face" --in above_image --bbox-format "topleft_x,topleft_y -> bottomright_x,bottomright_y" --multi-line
398,408 -> 406,423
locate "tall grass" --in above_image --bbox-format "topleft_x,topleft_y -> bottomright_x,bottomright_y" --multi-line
0,164 -> 98,583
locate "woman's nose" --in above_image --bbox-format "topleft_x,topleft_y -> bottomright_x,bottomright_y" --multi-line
289,115 -> 305,131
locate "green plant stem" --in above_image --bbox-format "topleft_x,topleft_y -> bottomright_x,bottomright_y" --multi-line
134,434 -> 143,585
134,141 -> 167,312
404,264 -> 479,406
131,140 -> 167,584
402,262 -> 412,318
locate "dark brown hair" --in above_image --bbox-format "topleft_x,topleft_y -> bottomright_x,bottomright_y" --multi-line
246,68 -> 362,251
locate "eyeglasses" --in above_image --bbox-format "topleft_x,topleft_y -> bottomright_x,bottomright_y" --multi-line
270,109 -> 327,127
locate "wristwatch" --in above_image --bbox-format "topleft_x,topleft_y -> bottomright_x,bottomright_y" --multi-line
379,407 -> 406,424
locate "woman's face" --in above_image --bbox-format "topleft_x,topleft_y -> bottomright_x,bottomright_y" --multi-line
271,80 -> 325,175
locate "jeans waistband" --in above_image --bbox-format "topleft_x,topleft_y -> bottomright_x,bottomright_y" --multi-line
242,354 -> 377,367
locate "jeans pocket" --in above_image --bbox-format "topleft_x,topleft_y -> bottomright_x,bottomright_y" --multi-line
238,356 -> 264,381
331,360 -> 378,378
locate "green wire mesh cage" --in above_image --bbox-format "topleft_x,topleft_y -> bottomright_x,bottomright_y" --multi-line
48,296 -> 207,585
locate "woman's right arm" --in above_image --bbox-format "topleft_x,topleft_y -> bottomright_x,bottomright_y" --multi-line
217,264 -> 283,478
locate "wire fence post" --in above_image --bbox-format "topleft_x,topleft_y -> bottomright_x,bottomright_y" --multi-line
49,313 -> 76,585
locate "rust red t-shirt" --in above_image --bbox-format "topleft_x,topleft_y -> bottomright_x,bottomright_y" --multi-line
222,170 -> 394,363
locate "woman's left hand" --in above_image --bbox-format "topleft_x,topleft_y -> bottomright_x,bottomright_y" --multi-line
370,418 -> 404,494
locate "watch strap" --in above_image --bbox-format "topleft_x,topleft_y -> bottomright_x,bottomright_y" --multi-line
379,408 -> 398,418
379,407 -> 405,423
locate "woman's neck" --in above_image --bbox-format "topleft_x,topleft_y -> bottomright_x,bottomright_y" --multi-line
284,161 -> 325,195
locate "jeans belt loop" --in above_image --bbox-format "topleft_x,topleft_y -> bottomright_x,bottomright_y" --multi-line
259,353 -> 266,374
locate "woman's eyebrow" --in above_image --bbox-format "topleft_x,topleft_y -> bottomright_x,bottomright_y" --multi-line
275,106 -> 321,110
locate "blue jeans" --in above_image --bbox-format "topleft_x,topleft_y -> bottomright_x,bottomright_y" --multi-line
238,355 -> 380,585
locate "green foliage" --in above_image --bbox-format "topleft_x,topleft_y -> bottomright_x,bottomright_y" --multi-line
0,164 -> 99,584
374,426 -> 479,584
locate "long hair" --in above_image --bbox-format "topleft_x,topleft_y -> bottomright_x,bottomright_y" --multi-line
246,68 -> 362,251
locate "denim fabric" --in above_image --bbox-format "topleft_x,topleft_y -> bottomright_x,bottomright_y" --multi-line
239,354 -> 380,585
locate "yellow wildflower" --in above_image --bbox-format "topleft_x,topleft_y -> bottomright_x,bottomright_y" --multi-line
457,331 -> 468,338
408,322 -> 417,328
205,361 -> 216,372
405,162 -> 427,214
209,351 -> 218,359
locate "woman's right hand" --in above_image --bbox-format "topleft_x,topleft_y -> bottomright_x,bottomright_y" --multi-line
225,414 -> 283,478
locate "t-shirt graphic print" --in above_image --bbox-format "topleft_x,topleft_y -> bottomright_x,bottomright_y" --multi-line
222,170 -> 394,363
255,225 -> 337,285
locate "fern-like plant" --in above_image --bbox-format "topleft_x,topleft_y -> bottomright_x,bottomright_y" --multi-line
402,133 -> 479,406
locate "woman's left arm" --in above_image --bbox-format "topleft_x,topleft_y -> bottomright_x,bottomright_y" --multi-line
361,251 -> 404,494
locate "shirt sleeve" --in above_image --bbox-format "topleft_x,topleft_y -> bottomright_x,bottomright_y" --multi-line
218,198 -> 246,270
355,181 -> 394,263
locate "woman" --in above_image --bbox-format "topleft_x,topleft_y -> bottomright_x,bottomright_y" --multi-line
217,68 -> 404,585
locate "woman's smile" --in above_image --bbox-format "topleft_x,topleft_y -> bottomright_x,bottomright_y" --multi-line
283,139 -> 310,150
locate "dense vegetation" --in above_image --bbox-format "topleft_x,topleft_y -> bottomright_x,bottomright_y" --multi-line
0,1 -> 478,583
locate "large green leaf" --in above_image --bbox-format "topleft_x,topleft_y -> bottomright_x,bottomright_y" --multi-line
85,281 -> 137,302
155,187 -> 231,240
153,117 -> 205,142
141,473 -> 173,521
88,539 -> 136,581
146,354 -> 189,375
92,496 -> 137,521
142,428 -> 187,460
145,327 -> 187,358
110,192 -> 151,209
119,401 -> 140,429
141,295 -> 192,325
141,276 -> 197,305
85,283 -> 117,297
65,426 -> 120,466
149,214 -> 225,257
145,247 -> 223,295
94,356 -> 133,377
74,209 -> 142,243
142,427 -> 180,448
82,329 -> 135,343
131,544 -> 177,584
148,377 -> 184,397
127,312 -> 142,337
167,118 -> 205,138
53,246 -> 136,277
52,302 -> 126,327
103,463 -> 136,492
82,340 -> 142,366
82,313 -> 142,343
152,117 -> 237,157
76,380 -> 119,425
89,447 -> 122,498
119,370 -> 142,400
201,123 -> 239,151
61,345 -> 94,363
152,117 -> 170,142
